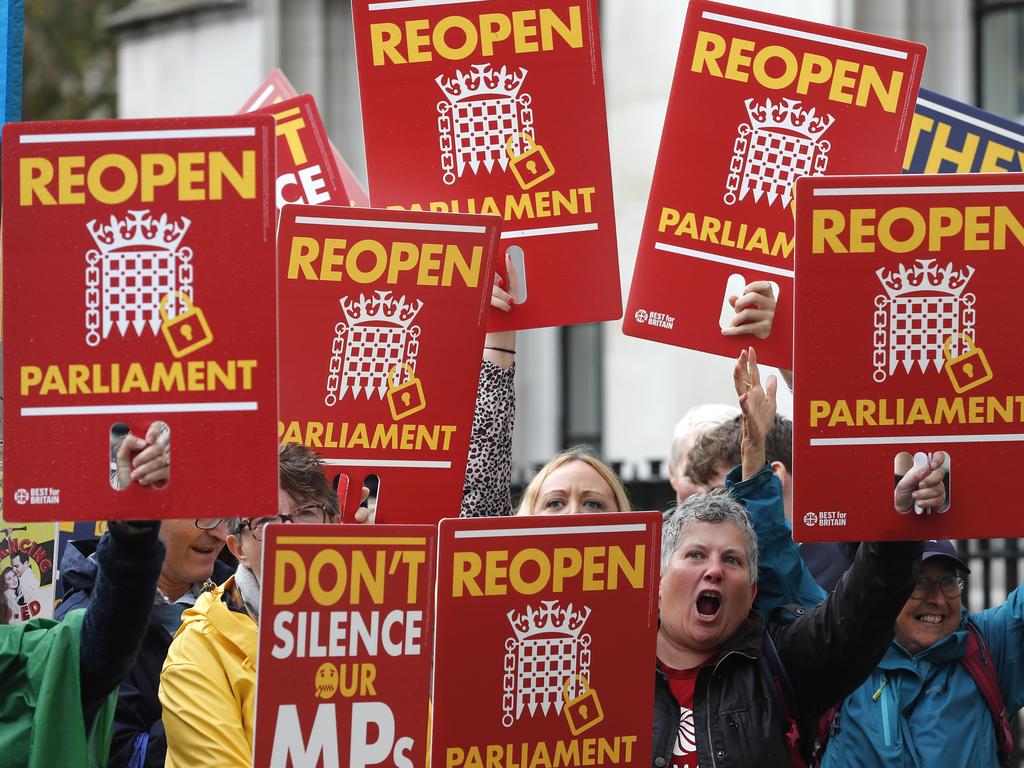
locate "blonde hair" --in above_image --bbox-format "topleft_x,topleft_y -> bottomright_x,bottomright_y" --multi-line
516,447 -> 631,516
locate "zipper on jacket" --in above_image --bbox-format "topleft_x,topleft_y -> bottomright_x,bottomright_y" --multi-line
874,672 -> 893,747
706,669 -> 718,768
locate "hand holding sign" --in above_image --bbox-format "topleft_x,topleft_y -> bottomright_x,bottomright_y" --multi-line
894,451 -> 947,515
483,252 -> 520,369
350,485 -> 374,524
113,420 -> 170,490
721,280 -> 778,339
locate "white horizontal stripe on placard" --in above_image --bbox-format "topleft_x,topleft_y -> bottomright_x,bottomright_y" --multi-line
917,97 -> 1024,145
454,523 -> 649,539
294,216 -> 486,234
654,242 -> 794,278
701,11 -> 908,59
22,401 -> 258,416
500,223 -> 599,239
321,458 -> 452,469
810,433 -> 1024,447
813,184 -> 1024,196
369,0 -> 489,9
248,85 -> 275,111
20,128 -> 256,144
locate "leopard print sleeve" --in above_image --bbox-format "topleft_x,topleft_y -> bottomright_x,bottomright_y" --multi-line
460,360 -> 515,517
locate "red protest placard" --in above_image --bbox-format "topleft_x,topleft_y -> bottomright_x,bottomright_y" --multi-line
1,116 -> 278,521
253,524 -> 435,768
240,70 -> 370,207
794,173 -> 1024,542
431,513 -> 661,768
352,1 -> 620,332
277,204 -> 499,523
252,94 -> 350,211
624,0 -> 925,368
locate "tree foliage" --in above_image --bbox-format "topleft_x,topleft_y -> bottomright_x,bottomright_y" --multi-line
22,0 -> 131,120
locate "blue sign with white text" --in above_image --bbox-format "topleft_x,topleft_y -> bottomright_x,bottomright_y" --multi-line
905,88 -> 1024,174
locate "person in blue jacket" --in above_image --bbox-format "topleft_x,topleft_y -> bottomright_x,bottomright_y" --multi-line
736,364 -> 1015,766
819,535 -> 1020,768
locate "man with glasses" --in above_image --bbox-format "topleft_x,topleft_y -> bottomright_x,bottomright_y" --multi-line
815,534 -> 1024,768
751,440 -> 1024,766
159,442 -> 341,768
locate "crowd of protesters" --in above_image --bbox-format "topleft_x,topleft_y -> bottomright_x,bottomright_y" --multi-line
3,270 -> 1023,768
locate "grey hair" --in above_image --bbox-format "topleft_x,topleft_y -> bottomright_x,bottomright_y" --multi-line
661,488 -> 759,583
668,404 -> 741,473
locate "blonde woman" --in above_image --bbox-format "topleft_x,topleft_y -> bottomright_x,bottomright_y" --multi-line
516,447 -> 630,516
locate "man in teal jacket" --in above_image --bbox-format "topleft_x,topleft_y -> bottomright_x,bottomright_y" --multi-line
819,537 -> 1019,768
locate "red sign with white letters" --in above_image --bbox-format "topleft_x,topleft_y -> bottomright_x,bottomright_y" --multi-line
352,0 -> 621,331
254,524 -> 435,768
277,204 -> 499,523
253,94 -> 350,212
624,0 -> 925,367
794,173 -> 1024,541
240,69 -> 370,207
1,116 -> 278,521
431,513 -> 660,768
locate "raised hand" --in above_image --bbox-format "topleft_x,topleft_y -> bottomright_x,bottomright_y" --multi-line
733,346 -> 778,479
484,251 -> 519,368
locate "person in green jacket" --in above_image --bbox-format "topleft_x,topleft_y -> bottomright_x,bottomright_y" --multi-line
0,518 -> 164,768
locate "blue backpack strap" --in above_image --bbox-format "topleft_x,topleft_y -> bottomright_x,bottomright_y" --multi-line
760,626 -> 806,768
128,731 -> 150,768
961,620 -> 1013,768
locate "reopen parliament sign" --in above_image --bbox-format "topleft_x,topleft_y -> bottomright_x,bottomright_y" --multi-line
277,205 -> 500,523
2,117 -> 279,521
795,173 -> 1024,542
431,513 -> 661,767
352,0 -> 621,331
625,0 -> 925,368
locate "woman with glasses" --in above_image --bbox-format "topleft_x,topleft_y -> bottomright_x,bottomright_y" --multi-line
160,443 -> 341,768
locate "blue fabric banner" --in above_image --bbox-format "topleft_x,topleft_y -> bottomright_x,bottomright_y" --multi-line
2,0 -> 25,126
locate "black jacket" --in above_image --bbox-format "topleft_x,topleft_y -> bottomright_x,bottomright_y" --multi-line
799,541 -> 860,592
57,537 -> 232,768
651,539 -> 922,767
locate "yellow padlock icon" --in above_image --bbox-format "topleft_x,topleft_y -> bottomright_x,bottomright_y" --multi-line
386,363 -> 427,421
160,291 -> 214,359
506,132 -> 556,191
562,674 -> 604,736
943,333 -> 993,394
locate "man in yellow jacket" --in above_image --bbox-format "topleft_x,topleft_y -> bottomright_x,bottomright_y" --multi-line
158,443 -> 342,768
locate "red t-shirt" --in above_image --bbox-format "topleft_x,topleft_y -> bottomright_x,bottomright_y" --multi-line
659,660 -> 704,768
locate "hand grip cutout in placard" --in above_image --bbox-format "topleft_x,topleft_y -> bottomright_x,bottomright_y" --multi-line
894,451 -> 951,515
109,421 -> 170,491
719,273 -> 779,332
505,245 -> 528,305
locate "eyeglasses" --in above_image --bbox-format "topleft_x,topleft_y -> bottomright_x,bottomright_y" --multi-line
911,575 -> 964,599
195,518 -> 225,530
239,504 -> 330,541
